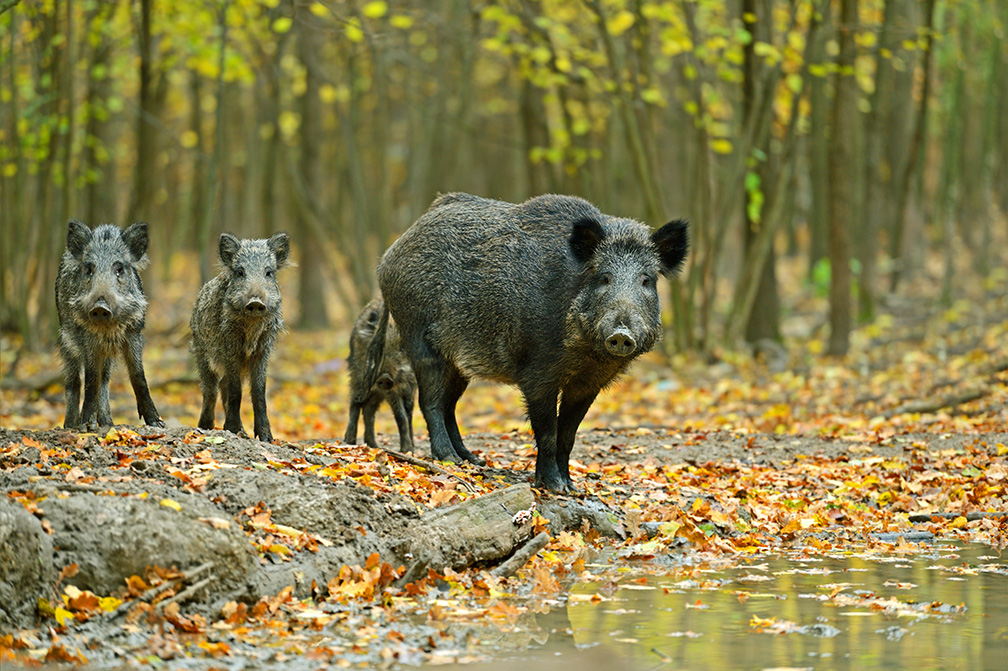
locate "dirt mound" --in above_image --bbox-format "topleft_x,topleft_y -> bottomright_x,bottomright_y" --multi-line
0,427 -> 567,631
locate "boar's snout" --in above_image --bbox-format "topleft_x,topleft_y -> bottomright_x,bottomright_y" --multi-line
89,299 -> 113,321
245,297 -> 267,314
605,327 -> 637,356
376,373 -> 395,391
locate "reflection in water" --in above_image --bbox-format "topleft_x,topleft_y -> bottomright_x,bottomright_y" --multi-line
438,543 -> 1007,671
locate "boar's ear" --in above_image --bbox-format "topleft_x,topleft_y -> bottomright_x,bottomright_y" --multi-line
219,233 -> 241,267
569,218 -> 606,264
652,218 -> 689,277
268,232 -> 290,268
66,220 -> 92,259
122,222 -> 150,262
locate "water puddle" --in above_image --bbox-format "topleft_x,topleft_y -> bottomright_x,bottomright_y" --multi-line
447,543 -> 1008,671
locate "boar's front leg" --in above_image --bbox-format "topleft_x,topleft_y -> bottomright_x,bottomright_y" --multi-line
221,366 -> 245,437
525,388 -> 566,492
250,356 -> 272,442
556,391 -> 598,492
123,335 -> 163,427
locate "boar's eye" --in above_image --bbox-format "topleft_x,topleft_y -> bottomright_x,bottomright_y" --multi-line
235,267 -> 246,279
265,268 -> 274,278
599,272 -> 612,286
113,262 -> 125,278
641,275 -> 654,288
84,262 -> 95,277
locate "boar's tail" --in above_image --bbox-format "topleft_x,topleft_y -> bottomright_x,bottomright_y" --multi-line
360,302 -> 390,401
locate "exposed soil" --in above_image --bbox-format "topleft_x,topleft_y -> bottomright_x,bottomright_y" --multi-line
4,422 -> 1007,629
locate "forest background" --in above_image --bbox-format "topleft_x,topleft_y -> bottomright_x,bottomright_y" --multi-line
1,0 -> 1006,361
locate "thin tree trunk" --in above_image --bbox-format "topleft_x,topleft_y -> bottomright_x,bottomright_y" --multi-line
889,0 -> 936,291
859,0 -> 897,321
827,0 -> 859,356
127,0 -> 155,225
739,0 -> 779,344
806,5 -> 832,278
294,5 -> 329,328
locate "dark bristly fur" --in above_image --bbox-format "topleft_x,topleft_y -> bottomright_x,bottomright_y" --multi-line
345,298 -> 417,452
190,232 -> 290,442
374,193 -> 689,492
56,220 -> 164,430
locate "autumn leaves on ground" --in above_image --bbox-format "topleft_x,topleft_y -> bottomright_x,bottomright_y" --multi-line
2,254 -> 1007,668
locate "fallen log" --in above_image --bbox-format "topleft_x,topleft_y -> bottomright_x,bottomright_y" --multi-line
491,532 -> 549,578
883,387 -> 988,418
381,447 -> 477,493
908,511 -> 1008,523
0,369 -> 62,392
405,484 -> 535,571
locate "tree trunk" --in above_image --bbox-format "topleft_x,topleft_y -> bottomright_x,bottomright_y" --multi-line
127,0 -> 155,225
859,0 -> 898,321
739,0 -> 779,345
294,6 -> 329,329
827,0 -> 859,356
889,0 -> 936,291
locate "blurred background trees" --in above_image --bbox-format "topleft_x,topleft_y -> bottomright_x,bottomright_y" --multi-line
2,0 -> 1005,355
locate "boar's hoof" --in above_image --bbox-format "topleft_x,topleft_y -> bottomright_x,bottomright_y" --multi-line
605,327 -> 636,356
453,444 -> 486,466
535,472 -> 576,493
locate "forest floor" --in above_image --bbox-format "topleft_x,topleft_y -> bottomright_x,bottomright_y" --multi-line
1,254 -> 1007,668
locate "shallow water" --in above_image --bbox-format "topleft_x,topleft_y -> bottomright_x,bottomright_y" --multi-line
448,543 -> 1008,671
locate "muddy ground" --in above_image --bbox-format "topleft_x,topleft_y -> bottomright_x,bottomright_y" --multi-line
4,423 -> 1006,633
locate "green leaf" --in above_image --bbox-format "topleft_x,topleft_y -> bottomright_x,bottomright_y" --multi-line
362,1 -> 388,19
606,10 -> 635,37
345,18 -> 364,42
390,14 -> 413,29
710,138 -> 733,154
786,73 -> 803,94
272,17 -> 292,34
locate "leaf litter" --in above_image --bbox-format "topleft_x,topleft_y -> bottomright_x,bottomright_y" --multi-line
1,265 -> 1007,667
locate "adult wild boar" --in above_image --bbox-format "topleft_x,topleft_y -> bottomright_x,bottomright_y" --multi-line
370,193 -> 689,492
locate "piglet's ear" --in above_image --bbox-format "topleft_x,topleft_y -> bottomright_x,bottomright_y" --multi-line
268,232 -> 290,268
219,233 -> 241,267
652,218 -> 689,277
569,218 -> 606,264
122,222 -> 149,262
67,220 -> 92,259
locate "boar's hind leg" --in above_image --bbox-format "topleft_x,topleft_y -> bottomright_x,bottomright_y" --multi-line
62,354 -> 83,429
525,389 -> 566,492
411,345 -> 461,463
391,394 -> 415,453
220,368 -> 245,437
443,368 -> 484,465
97,357 -> 114,427
250,357 -> 272,442
362,397 -> 381,449
556,392 -> 598,491
123,337 -> 164,427
79,357 -> 103,430
194,349 -> 218,430
344,398 -> 362,445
